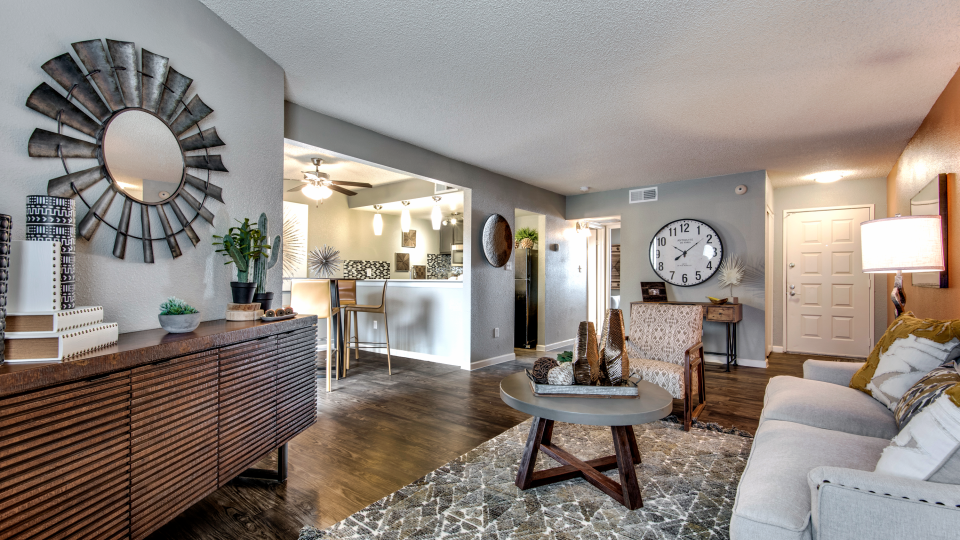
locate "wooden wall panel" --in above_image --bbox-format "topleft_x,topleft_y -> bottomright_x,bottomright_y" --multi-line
218,337 -> 278,483
276,326 -> 318,445
129,350 -> 219,540
0,372 -> 130,540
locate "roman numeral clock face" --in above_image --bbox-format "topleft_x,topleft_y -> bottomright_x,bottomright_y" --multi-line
649,219 -> 723,287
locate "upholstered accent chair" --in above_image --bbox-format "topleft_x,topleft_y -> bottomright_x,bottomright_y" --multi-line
627,303 -> 706,430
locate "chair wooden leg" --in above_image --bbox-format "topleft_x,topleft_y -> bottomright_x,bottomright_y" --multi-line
384,311 -> 391,375
325,317 -> 332,392
353,311 -> 359,361
344,311 -> 351,371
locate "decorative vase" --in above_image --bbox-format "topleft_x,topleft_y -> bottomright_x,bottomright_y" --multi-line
230,282 -> 257,304
0,214 -> 10,364
599,309 -> 629,386
574,321 -> 600,385
518,238 -> 534,249
25,196 -> 75,309
547,363 -> 575,385
253,292 -> 274,311
158,312 -> 202,333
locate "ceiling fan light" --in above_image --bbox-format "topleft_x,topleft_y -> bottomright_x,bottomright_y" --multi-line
373,205 -> 383,236
450,217 -> 457,225
304,172 -> 319,181
442,219 -> 449,226
301,184 -> 324,200
400,201 -> 412,232
318,185 -> 333,199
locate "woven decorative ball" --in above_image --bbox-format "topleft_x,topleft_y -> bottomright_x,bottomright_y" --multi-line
518,238 -> 534,249
547,363 -> 575,385
532,357 -> 558,383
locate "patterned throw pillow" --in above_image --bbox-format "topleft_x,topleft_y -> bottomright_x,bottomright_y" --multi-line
850,312 -> 960,410
875,389 -> 960,483
894,363 -> 960,429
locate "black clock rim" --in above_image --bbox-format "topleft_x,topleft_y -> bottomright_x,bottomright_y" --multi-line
648,217 -> 725,288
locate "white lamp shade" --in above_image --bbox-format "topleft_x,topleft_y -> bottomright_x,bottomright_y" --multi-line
431,204 -> 442,230
301,184 -> 324,200
318,185 -> 333,199
373,212 -> 383,236
400,207 -> 411,232
861,215 -> 944,273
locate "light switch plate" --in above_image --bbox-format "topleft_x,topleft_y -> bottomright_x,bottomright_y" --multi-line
494,327 -> 500,338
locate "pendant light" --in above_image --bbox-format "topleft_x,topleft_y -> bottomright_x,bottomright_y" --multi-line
372,205 -> 383,236
431,196 -> 442,230
400,201 -> 412,232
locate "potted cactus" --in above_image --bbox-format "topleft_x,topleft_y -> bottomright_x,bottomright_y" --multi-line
158,297 -> 201,333
213,218 -> 269,304
251,213 -> 282,310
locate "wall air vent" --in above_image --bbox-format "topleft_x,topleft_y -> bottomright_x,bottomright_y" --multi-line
629,186 -> 658,204
435,183 -> 458,194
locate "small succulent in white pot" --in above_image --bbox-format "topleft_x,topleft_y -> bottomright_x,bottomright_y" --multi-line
158,297 -> 201,333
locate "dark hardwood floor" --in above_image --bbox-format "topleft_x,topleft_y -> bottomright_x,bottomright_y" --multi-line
151,348 -> 861,539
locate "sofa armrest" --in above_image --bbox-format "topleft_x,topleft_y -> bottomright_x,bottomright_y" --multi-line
808,466 -> 960,539
803,360 -> 864,386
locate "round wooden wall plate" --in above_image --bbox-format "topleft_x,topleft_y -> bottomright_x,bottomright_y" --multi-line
482,214 -> 513,267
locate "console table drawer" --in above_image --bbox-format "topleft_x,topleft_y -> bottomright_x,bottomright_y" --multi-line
705,305 -> 740,322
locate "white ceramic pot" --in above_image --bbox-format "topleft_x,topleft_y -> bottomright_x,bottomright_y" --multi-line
158,312 -> 202,333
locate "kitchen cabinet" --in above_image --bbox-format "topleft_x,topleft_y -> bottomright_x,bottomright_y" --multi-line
439,223 -> 453,254
452,223 -> 464,245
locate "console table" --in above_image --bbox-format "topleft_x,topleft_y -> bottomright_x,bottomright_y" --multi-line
630,301 -> 742,371
0,316 -> 318,540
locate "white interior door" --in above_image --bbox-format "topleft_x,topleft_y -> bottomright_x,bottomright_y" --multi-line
785,206 -> 872,357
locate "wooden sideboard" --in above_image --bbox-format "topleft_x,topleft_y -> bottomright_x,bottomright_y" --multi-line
0,316 -> 318,540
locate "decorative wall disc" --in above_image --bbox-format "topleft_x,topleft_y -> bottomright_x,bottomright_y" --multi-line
26,39 -> 227,263
482,214 -> 513,267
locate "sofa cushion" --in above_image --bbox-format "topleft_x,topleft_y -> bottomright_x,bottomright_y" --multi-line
850,312 -> 960,410
629,357 -> 698,400
876,392 -> 960,484
761,376 -> 898,439
894,364 -> 960,429
731,420 -> 889,540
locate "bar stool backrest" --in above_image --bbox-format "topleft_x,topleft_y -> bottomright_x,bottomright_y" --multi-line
337,279 -> 357,306
290,280 -> 335,319
372,280 -> 388,310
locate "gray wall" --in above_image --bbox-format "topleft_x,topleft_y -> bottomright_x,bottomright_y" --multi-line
772,177 -> 888,348
567,170 -> 768,363
0,0 -> 284,332
285,189 -> 439,280
285,102 -> 584,364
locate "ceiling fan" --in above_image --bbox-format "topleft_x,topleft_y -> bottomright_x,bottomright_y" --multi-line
286,158 -> 373,203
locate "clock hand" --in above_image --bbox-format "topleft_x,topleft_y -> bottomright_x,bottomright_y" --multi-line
674,246 -> 684,253
682,239 -> 703,256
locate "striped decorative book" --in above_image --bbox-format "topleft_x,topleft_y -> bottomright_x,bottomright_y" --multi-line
4,306 -> 104,334
7,240 -> 61,313
3,322 -> 119,362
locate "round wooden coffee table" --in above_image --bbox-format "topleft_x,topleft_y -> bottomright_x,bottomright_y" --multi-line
500,371 -> 673,509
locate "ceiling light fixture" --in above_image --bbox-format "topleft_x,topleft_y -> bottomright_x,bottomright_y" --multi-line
576,221 -> 591,237
372,205 -> 383,236
431,196 -> 442,230
400,201 -> 412,232
809,170 -> 848,183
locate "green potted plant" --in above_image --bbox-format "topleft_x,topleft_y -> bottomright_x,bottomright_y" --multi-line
213,218 -> 269,304
158,297 -> 201,333
515,227 -> 539,249
251,213 -> 282,310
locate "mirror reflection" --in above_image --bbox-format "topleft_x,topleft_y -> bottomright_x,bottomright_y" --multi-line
102,110 -> 184,203
910,174 -> 947,288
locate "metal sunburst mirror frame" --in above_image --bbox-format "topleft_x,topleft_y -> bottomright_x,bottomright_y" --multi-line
26,38 -> 226,263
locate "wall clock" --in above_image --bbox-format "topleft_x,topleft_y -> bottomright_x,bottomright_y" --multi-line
648,219 -> 723,287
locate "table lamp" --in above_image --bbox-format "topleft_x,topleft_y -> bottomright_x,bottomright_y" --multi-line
861,214 -> 944,318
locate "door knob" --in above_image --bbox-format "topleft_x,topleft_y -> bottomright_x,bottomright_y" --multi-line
789,291 -> 796,296
789,284 -> 795,289
789,263 -> 795,268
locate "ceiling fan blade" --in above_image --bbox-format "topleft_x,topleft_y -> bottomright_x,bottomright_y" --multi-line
287,184 -> 308,192
327,184 -> 358,196
329,180 -> 373,188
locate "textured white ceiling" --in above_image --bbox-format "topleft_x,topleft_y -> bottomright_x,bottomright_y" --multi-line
203,0 -> 960,193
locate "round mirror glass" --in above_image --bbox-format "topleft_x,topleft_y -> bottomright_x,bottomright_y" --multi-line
102,110 -> 184,203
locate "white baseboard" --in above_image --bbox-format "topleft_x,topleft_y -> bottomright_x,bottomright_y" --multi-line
771,345 -> 784,354
470,352 -> 516,370
362,347 -> 460,366
536,345 -> 546,351
544,338 -> 575,351
704,353 -> 768,369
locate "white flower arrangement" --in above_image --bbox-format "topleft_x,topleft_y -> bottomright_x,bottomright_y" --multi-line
717,256 -> 744,298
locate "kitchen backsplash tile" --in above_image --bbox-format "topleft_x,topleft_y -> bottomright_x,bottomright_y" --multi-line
427,254 -> 452,279
344,260 -> 390,279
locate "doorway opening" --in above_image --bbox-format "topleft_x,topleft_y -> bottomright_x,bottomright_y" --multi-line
782,205 -> 874,358
584,219 -> 620,328
515,210 -> 545,350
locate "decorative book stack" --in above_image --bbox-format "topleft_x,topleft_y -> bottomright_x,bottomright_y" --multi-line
0,214 -> 11,364
3,306 -> 118,363
26,196 -> 76,309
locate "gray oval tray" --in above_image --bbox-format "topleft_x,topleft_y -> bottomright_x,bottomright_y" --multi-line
525,369 -> 640,398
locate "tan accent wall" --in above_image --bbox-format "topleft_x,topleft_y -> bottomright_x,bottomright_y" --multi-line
887,66 -> 960,324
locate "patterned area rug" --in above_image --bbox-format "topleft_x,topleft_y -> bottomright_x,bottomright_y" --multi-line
300,418 -> 752,539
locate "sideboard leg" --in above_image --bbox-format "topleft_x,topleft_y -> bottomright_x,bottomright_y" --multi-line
239,443 -> 288,482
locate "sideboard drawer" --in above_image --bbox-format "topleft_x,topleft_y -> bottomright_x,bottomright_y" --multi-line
705,306 -> 736,322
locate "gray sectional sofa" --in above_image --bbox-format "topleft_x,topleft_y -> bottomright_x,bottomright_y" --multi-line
730,360 -> 960,539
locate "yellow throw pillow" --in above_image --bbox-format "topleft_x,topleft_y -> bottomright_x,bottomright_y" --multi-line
850,312 -> 960,409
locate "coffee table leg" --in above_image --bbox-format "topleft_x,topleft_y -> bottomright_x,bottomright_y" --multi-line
612,426 -> 644,509
516,417 -> 554,489
624,425 -> 641,464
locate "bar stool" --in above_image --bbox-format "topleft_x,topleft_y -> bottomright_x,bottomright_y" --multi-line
290,279 -> 343,392
343,280 -> 391,375
337,279 -> 358,370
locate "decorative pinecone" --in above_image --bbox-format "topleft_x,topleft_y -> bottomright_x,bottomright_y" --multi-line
547,363 -> 575,385
532,357 -> 558,383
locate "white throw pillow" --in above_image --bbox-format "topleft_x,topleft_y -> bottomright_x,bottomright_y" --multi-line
874,394 -> 960,483
865,335 -> 960,410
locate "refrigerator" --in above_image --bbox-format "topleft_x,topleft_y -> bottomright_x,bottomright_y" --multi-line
514,248 -> 538,349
